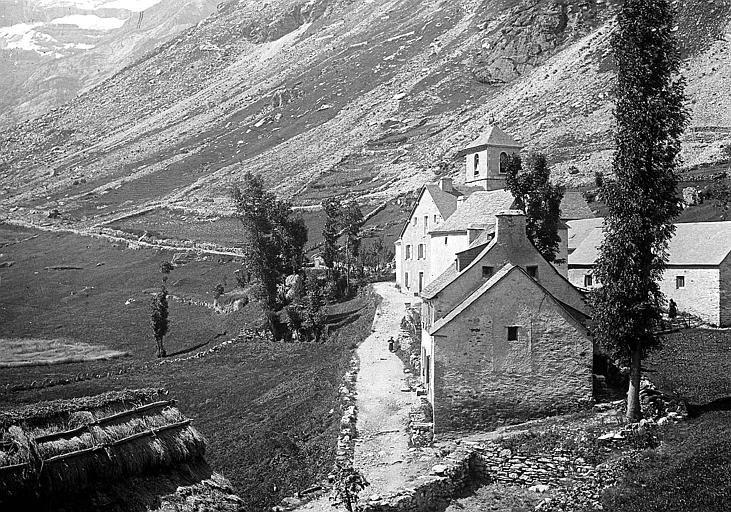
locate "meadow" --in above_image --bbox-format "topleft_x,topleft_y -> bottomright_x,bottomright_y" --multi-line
0,223 -> 376,511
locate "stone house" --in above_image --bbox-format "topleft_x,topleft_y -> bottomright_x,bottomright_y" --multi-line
569,220 -> 731,327
421,211 -> 593,433
395,178 -> 463,295
395,125 -> 592,295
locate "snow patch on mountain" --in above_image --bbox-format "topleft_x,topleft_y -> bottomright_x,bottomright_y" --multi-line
0,23 -> 55,53
50,14 -> 127,30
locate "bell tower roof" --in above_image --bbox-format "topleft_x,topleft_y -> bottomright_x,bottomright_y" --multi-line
461,125 -> 522,154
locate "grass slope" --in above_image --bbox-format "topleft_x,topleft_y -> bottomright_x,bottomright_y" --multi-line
0,223 -> 377,511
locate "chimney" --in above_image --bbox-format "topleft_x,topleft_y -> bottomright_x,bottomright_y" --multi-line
439,177 -> 453,193
495,210 -> 528,248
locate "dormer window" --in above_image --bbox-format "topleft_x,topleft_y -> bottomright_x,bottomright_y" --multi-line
527,266 -> 538,279
473,154 -> 480,176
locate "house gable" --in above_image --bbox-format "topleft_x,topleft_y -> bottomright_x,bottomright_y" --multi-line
424,212 -> 589,320
428,264 -> 593,432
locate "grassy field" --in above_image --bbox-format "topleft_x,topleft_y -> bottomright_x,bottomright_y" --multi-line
646,328 -> 731,404
603,411 -> 731,512
0,223 -> 377,511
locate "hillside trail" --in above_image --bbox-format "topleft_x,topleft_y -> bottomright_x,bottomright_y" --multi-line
295,282 -> 420,510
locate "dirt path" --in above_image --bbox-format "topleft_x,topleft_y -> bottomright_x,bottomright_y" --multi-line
353,282 -> 421,498
295,282 -> 419,510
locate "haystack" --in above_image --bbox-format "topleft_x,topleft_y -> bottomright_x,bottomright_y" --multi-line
0,389 -> 242,512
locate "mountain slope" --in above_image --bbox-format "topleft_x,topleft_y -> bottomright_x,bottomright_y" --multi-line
1,0 -> 730,231
0,0 -> 218,128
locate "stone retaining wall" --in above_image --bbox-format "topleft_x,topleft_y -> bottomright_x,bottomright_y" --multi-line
359,447 -> 473,512
356,440 -> 609,512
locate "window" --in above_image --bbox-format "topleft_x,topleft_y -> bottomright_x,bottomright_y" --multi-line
473,154 -> 480,176
584,274 -> 593,287
419,272 -> 424,293
405,272 -> 409,288
444,236 -> 448,245
676,276 -> 685,289
412,217 -> 417,227
499,152 -> 510,174
482,266 -> 494,279
527,266 -> 538,279
507,326 -> 519,341
425,355 -> 431,384
418,244 -> 425,259
424,216 -> 428,234
434,214 -> 439,223
405,245 -> 411,260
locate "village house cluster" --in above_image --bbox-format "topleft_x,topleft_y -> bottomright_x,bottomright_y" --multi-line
395,126 -> 731,434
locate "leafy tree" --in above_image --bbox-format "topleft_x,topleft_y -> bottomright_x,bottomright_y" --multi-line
342,200 -> 364,287
160,261 -> 174,283
151,286 -> 169,358
233,173 -> 307,306
322,197 -> 343,269
331,464 -> 369,512
233,173 -> 308,338
303,276 -> 326,342
706,180 -> 730,219
506,152 -> 565,262
590,0 -> 688,421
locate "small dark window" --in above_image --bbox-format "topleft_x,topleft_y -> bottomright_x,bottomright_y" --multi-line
444,236 -> 448,245
584,274 -> 593,287
434,214 -> 439,223
499,152 -> 510,174
473,154 -> 480,176
482,266 -> 494,279
527,266 -> 538,279
404,272 -> 409,288
418,244 -> 424,259
676,276 -> 685,289
507,326 -> 519,341
425,355 -> 431,384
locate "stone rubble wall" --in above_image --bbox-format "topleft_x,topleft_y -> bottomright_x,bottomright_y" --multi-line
356,440 -> 609,512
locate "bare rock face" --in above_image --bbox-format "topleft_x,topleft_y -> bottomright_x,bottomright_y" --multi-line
472,0 -> 618,85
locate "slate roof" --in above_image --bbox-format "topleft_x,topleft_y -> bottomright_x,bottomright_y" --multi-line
569,221 -> 731,267
567,217 -> 604,253
422,263 -> 459,298
429,190 -> 516,234
429,264 -> 588,335
462,125 -> 523,152
560,191 -> 595,220
398,183 -> 462,239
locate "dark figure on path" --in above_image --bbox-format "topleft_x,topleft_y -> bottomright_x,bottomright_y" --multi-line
388,337 -> 395,352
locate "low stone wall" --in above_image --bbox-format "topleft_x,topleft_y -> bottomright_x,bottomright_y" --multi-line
359,447 -> 473,512
355,439 -> 612,512
471,443 -> 598,486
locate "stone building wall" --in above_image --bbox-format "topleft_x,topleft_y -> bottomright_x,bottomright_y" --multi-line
660,266 -> 721,325
427,232 -> 468,282
432,271 -> 593,433
719,255 -> 730,326
401,194 -> 440,295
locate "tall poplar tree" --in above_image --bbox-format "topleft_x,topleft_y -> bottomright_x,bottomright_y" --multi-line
590,0 -> 688,421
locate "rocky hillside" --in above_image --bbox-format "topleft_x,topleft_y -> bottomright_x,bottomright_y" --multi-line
0,0 -> 218,128
1,0 -> 730,230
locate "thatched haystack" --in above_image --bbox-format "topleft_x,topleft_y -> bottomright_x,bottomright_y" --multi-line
0,389 -> 242,512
